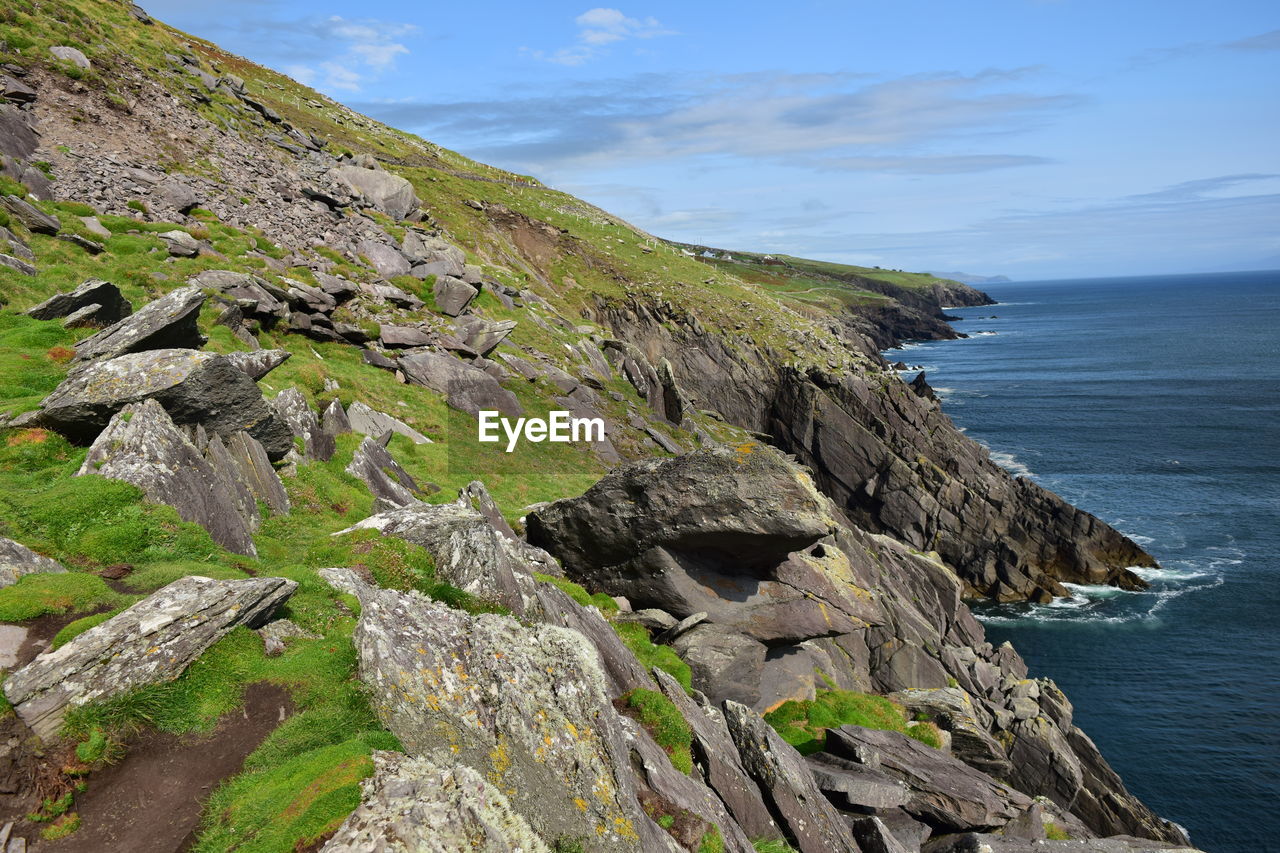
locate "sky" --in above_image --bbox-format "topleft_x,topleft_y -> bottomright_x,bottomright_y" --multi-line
144,0 -> 1279,280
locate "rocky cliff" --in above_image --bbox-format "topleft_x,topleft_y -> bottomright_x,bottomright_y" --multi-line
0,2 -> 1200,851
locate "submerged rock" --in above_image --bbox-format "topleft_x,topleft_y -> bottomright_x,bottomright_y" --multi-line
4,574 -> 295,739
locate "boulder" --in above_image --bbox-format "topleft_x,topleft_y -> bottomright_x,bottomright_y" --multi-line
321,397 -> 352,438
0,537 -> 66,589
1,195 -> 59,235
344,437 -> 423,508
189,270 -> 289,321
48,46 -> 90,69
3,574 -> 295,739
452,315 -> 516,356
0,253 -> 34,275
78,400 -> 262,555
356,240 -> 410,278
154,178 -> 200,213
398,351 -> 522,418
321,569 -> 671,851
60,303 -> 117,328
722,701 -> 860,853
72,285 -> 207,362
328,165 -> 418,220
890,687 -> 1012,778
321,751 -> 552,853
378,324 -> 433,348
25,279 -> 132,325
272,388 -> 335,462
220,430 -> 290,516
402,232 -> 465,276
159,229 -> 200,257
224,348 -> 290,381
432,276 -> 478,316
346,400 -> 431,445
41,349 -> 293,459
920,835 -> 1206,852
314,272 -> 359,302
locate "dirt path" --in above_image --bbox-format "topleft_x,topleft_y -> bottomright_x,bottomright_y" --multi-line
33,683 -> 292,853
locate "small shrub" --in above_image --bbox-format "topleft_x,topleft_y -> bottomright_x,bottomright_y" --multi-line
40,812 -> 81,840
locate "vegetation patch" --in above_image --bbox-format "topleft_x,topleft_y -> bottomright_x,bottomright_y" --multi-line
764,689 -> 943,755
612,621 -> 692,691
534,572 -> 619,613
618,688 -> 693,775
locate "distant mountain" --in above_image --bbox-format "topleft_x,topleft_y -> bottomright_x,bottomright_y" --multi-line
929,271 -> 1012,284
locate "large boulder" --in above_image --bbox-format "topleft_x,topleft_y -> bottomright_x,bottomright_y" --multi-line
3,574 -> 295,739
25,279 -> 132,325
190,270 -> 289,322
357,240 -> 411,278
345,400 -> 432,445
72,285 -> 207,362
0,537 -> 66,589
321,569 -> 674,852
271,388 -> 335,462
432,276 -> 478,316
321,751 -> 552,852
40,349 -> 293,459
224,349 -> 291,381
327,165 -> 418,220
402,231 -> 465,277
398,351 -> 522,418
1,195 -> 59,235
527,446 -> 833,584
77,400 -> 264,555
344,437 -> 423,508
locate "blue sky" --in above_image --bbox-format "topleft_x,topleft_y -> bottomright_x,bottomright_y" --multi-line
146,0 -> 1278,280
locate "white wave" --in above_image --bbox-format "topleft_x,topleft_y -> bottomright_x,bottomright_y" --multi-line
971,330 -> 998,337
988,451 -> 1034,478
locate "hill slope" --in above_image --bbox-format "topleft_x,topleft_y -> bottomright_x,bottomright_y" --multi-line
0,2 -> 1196,851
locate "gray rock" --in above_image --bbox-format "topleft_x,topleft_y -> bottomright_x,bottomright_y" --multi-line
78,400 -> 261,555
402,232 -> 465,276
284,278 -> 337,314
378,324 -> 433,348
0,253 -> 34,276
346,400 -> 431,445
59,303 -> 113,329
26,279 -> 132,325
41,349 -> 293,459
890,687 -> 1012,778
432,276 -> 478,316
313,272 -> 359,302
220,430 -> 290,517
48,46 -> 90,69
159,229 -> 200,257
398,351 -> 522,418
365,282 -> 423,309
154,178 -> 199,213
2,195 -> 59,235
615,609 -> 678,632
0,77 -> 37,108
344,437 -> 423,508
272,388 -> 335,462
321,397 -> 352,438
224,349 -> 291,381
56,233 -> 104,255
322,570 -> 670,851
328,165 -> 418,220
723,700 -> 860,853
322,751 -> 553,853
72,285 -> 207,362
825,726 -> 1033,833
79,216 -> 111,239
452,315 -> 516,356
0,537 -> 66,589
357,240 -> 410,278
3,574 -> 295,739
190,270 -> 289,321
920,834 -> 1206,853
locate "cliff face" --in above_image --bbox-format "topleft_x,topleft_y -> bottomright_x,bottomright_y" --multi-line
599,297 -> 1155,603
0,3 -> 1193,851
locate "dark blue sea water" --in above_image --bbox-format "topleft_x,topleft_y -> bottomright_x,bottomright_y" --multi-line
890,271 -> 1280,853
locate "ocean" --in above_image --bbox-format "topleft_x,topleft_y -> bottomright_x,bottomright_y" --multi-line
889,270 -> 1280,852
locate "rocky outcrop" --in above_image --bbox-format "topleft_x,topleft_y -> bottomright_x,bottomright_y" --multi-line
323,569 -> 676,852
271,388 -> 335,461
40,348 -> 294,459
344,437 -> 424,508
224,348 -> 290,381
345,400 -> 432,445
72,285 -> 207,362
322,751 -> 551,853
77,400 -> 275,554
327,164 -> 418,220
0,537 -> 66,589
3,575 -> 295,739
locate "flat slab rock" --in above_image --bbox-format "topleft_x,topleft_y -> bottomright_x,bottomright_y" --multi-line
26,279 -> 132,325
3,575 -> 295,740
0,536 -> 66,589
40,348 -> 293,459
72,285 -> 207,362
321,751 -> 552,853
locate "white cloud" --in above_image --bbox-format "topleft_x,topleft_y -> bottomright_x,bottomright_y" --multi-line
525,8 -> 676,65
282,16 -> 418,92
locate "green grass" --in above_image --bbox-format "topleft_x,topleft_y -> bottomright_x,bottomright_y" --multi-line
699,825 -> 725,853
763,689 -> 943,755
612,621 -> 693,691
40,812 -> 81,840
1045,822 -> 1071,841
534,572 -> 619,613
0,573 -> 128,622
752,840 -> 798,853
620,688 -> 693,775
